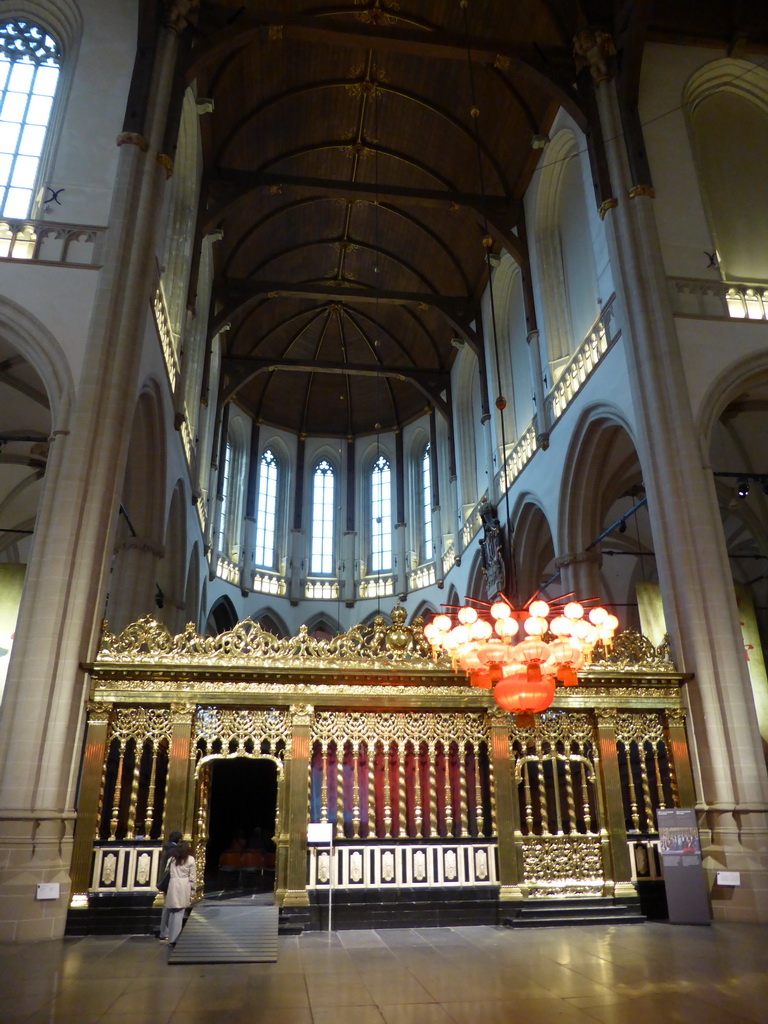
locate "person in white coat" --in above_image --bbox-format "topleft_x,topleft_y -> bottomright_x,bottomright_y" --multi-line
165,840 -> 196,946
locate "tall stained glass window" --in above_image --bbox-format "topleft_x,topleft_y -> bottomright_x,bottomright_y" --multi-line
310,460 -> 335,574
254,448 -> 278,568
371,454 -> 392,572
422,443 -> 433,562
0,20 -> 61,218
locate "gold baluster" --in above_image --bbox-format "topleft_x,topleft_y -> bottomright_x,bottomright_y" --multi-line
109,740 -> 125,840
352,742 -> 361,837
537,742 -> 550,836
474,743 -> 484,837
367,742 -> 376,838
398,744 -> 407,837
459,742 -> 469,837
486,743 -> 497,836
651,741 -> 667,811
550,754 -> 563,836
383,742 -> 392,838
564,750 -> 577,834
443,741 -> 454,837
427,741 -> 438,837
523,759 -> 535,834
413,741 -> 423,838
125,738 -> 142,840
320,742 -> 329,823
144,740 -> 158,838
336,742 -> 345,839
638,740 -> 655,829
626,741 -> 642,829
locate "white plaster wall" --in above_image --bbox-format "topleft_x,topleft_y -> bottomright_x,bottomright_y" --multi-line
675,317 -> 768,436
42,0 -> 136,226
640,43 -> 727,280
0,263 -> 97,392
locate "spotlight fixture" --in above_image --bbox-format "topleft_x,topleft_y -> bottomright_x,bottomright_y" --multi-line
737,477 -> 750,498
618,520 -> 627,533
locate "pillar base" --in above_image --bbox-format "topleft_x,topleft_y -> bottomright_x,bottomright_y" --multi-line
700,807 -> 768,923
0,813 -> 75,942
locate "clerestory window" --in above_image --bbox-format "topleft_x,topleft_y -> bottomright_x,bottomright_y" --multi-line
371,454 -> 392,573
0,20 -> 61,219
422,443 -> 433,562
254,448 -> 278,569
216,440 -> 232,557
310,459 -> 335,575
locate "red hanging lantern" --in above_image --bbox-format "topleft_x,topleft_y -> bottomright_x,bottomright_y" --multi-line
494,669 -> 556,724
546,638 -> 585,687
509,636 -> 551,681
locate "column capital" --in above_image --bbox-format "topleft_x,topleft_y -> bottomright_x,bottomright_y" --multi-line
163,1 -> 199,34
573,28 -> 616,86
554,549 -> 602,570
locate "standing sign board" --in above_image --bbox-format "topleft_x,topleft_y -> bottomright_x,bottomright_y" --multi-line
657,808 -> 710,924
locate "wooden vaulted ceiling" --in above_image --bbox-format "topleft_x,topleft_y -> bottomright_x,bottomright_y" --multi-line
186,0 -> 768,439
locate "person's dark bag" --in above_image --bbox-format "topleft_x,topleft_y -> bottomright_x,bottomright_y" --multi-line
157,868 -> 170,894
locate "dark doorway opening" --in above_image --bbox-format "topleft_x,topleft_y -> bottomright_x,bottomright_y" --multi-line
205,758 -> 278,894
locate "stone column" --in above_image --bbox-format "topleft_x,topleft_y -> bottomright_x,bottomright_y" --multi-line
0,19 -> 184,941
555,549 -> 602,600
280,704 -> 312,907
107,536 -> 165,632
590,57 -> 768,919
488,709 -> 524,901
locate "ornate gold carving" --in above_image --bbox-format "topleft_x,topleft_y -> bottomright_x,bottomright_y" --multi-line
354,0 -> 399,26
311,710 -> 488,748
629,184 -> 656,200
268,25 -> 284,41
589,629 -> 677,673
494,54 -> 511,71
116,132 -> 148,152
97,613 -> 442,671
598,197 -> 618,220
613,711 -> 665,746
510,709 -> 594,747
521,835 -> 603,895
666,708 -> 687,727
573,28 -> 616,85
195,707 -> 288,755
110,707 -> 173,743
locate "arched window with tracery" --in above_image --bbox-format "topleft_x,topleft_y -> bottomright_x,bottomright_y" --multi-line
254,448 -> 279,569
371,454 -> 392,573
421,443 -> 433,563
0,19 -> 61,218
310,459 -> 335,575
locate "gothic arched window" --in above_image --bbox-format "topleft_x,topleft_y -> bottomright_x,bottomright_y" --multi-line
371,454 -> 392,573
0,20 -> 61,218
216,440 -> 233,557
421,443 -> 433,562
310,459 -> 335,575
254,448 -> 279,569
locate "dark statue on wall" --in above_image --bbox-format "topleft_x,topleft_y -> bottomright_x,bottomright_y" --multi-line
479,504 -> 505,601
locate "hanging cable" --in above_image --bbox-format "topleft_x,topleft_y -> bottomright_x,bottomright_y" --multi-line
460,0 -> 516,600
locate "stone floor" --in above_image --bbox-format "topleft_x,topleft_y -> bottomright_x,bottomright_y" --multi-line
1,922 -> 767,1024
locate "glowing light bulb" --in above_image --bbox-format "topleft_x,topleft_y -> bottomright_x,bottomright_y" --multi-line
564,602 -> 584,621
529,600 -> 550,618
490,601 -> 511,620
457,606 -> 478,625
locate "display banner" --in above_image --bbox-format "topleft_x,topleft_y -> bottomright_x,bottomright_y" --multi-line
0,563 -> 25,707
636,581 -> 667,646
657,807 -> 710,924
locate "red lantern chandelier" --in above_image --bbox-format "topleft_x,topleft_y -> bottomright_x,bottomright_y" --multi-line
424,599 -> 619,725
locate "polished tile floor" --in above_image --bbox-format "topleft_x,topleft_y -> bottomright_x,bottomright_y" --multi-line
1,922 -> 766,1024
